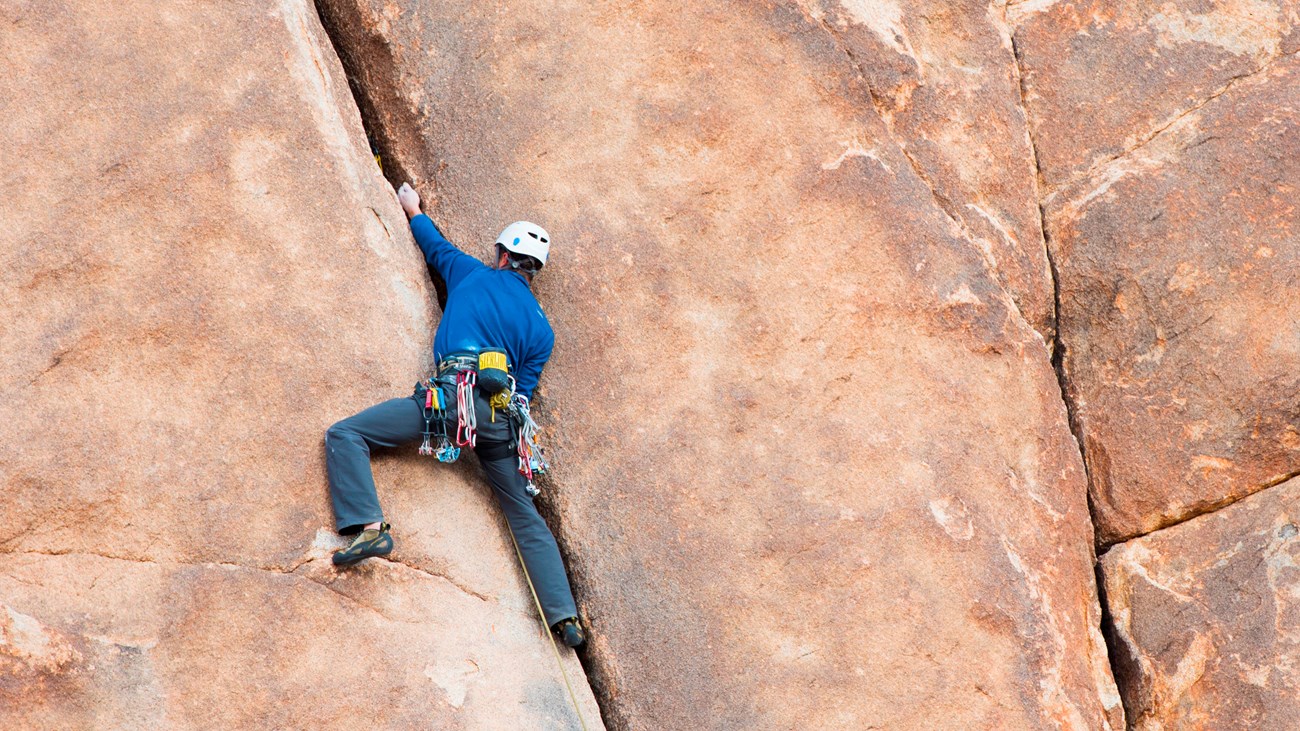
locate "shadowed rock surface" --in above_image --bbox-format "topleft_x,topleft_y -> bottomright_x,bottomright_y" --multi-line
1025,10 -> 1300,543
316,0 -> 1120,727
0,0 -> 599,727
1101,477 -> 1300,730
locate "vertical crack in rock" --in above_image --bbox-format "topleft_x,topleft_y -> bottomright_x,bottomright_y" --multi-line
1007,8 -> 1300,723
307,3 -> 609,726
1092,556 -> 1142,726
311,0 -> 450,309
1008,16 -> 1127,727
1040,44 -> 1300,545
803,4 -> 1123,723
309,1 -> 418,193
524,481 -> 616,728
1008,22 -> 1082,480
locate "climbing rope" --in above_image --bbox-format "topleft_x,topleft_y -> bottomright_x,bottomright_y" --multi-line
440,359 -> 581,721
505,520 -> 590,731
489,374 -> 515,416
430,362 -> 584,725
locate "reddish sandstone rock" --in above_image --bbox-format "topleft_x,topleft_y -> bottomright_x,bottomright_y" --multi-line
1038,43 -> 1300,543
1101,478 -> 1300,730
318,0 -> 1120,727
0,0 -> 599,726
1012,0 -> 1300,190
0,552 -> 598,729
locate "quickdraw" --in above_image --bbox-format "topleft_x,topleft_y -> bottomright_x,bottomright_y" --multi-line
418,381 -> 460,463
510,393 -> 548,497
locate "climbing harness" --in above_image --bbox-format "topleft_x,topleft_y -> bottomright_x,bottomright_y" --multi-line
418,381 -> 460,463
504,519 -> 590,731
421,349 -> 551,497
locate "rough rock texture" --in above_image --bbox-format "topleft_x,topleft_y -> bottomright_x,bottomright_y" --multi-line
800,0 -> 1054,337
1016,1 -> 1300,543
0,0 -> 599,727
0,553 -> 595,729
1012,0 -> 1300,191
1100,477 -> 1300,730
317,0 -> 1120,728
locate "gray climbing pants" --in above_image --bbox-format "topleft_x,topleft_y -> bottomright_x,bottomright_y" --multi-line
324,383 -> 578,626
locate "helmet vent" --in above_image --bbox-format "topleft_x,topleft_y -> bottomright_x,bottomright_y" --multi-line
528,232 -> 539,239
541,237 -> 548,243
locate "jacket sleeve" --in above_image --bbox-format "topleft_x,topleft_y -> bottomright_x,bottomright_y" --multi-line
410,214 -> 484,292
513,327 -> 554,400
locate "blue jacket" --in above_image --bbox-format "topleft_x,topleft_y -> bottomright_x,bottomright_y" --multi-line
410,214 -> 554,398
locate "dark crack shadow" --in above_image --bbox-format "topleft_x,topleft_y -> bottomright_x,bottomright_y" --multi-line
312,0 -> 449,312
1008,10 -> 1129,729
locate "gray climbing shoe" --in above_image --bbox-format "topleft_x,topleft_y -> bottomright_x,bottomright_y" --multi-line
333,523 -> 393,567
553,618 -> 586,648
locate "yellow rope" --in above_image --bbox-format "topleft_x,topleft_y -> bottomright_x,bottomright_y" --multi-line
505,523 -> 591,731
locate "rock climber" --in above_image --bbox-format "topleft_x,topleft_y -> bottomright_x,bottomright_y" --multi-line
322,182 -> 585,648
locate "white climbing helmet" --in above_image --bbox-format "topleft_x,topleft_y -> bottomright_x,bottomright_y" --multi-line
496,221 -> 551,267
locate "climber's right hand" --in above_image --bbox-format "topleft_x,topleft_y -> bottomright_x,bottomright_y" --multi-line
397,182 -> 421,219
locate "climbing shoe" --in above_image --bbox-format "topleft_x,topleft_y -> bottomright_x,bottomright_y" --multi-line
332,523 -> 393,567
553,618 -> 586,648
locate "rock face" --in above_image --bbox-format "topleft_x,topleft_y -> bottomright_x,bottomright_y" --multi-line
0,1 -> 599,727
16,0 -> 1297,727
1101,478 -> 1300,730
317,0 -> 1120,727
1012,0 -> 1300,190
800,0 -> 1054,337
0,554 -> 595,729
1014,1 -> 1300,543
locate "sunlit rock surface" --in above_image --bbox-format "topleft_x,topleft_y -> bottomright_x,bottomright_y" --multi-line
317,0 -> 1120,727
1012,0 -> 1300,189
12,0 -> 1296,727
0,1 -> 598,727
799,0 -> 1054,337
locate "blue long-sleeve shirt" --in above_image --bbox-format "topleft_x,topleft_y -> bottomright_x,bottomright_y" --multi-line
410,214 -> 554,398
